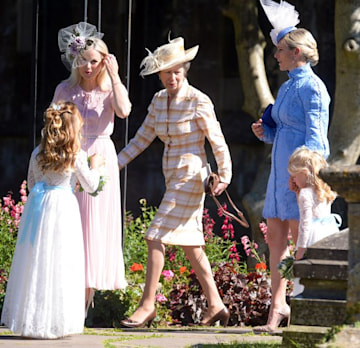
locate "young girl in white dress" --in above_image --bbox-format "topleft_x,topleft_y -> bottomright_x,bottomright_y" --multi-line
1,101 -> 103,339
288,146 -> 341,261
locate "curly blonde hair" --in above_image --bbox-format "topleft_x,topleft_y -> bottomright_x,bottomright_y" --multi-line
37,101 -> 83,173
288,146 -> 337,203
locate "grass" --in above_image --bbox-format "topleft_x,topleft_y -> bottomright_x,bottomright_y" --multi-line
189,343 -> 281,348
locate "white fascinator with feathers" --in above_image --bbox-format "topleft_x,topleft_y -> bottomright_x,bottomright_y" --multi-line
259,0 -> 300,45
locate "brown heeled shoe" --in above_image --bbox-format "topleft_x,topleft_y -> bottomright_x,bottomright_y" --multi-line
200,307 -> 230,327
253,305 -> 291,334
120,309 -> 156,328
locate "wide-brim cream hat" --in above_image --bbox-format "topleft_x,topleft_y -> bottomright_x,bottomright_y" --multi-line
140,36 -> 199,77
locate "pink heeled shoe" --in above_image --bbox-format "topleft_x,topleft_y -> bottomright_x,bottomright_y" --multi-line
120,309 -> 156,328
253,305 -> 290,333
200,307 -> 230,327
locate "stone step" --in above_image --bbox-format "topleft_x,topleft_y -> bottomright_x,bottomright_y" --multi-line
290,298 -> 347,326
294,258 -> 348,281
282,325 -> 331,348
306,228 -> 348,261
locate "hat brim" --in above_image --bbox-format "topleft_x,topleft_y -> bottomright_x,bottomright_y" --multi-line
141,45 -> 199,76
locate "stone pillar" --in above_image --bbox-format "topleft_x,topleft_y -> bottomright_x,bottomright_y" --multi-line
320,165 -> 360,322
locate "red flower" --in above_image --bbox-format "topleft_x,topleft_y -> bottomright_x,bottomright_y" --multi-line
130,263 -> 144,272
255,262 -> 267,271
179,266 -> 187,274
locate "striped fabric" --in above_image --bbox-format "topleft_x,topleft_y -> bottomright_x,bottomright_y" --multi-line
118,79 -> 231,246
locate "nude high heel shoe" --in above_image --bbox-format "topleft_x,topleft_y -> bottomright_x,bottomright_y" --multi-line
200,307 -> 230,327
120,309 -> 157,328
253,305 -> 290,333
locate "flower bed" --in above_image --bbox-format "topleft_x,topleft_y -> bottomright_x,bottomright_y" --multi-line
0,182 -> 293,328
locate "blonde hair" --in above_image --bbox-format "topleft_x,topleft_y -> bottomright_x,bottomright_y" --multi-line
66,37 -> 111,91
288,146 -> 337,203
37,101 -> 83,173
283,28 -> 319,66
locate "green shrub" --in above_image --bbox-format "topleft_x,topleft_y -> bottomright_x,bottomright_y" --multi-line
0,181 -> 27,312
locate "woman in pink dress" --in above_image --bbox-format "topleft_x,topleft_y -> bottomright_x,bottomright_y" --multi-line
53,22 -> 131,313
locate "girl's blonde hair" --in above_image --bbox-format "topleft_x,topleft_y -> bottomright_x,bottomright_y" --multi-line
37,101 -> 83,173
66,37 -> 111,91
283,28 -> 319,66
288,146 -> 337,203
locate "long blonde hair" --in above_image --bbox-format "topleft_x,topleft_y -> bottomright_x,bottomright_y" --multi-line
66,37 -> 111,91
37,101 -> 83,173
288,146 -> 336,203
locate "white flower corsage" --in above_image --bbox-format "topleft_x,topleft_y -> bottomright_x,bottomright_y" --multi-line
79,157 -> 108,197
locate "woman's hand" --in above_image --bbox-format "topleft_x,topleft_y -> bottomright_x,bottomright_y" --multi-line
213,182 -> 228,196
89,154 -> 105,169
251,119 -> 264,139
103,54 -> 119,80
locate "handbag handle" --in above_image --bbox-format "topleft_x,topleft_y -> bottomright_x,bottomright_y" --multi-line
205,170 -> 249,228
210,190 -> 249,228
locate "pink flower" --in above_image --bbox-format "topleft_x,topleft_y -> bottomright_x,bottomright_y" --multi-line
259,221 -> 268,244
155,294 -> 168,303
3,197 -> 11,206
70,36 -> 86,57
161,270 -> 174,280
241,236 -> 251,256
21,196 -> 27,204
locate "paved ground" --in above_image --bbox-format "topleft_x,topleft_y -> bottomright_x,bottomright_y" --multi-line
0,326 -> 283,347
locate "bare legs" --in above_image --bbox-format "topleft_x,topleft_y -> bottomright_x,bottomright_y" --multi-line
183,246 -> 225,321
126,240 -> 225,324
259,217 -> 298,331
126,239 -> 165,322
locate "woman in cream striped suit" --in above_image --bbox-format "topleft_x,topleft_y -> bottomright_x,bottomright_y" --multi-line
118,36 -> 232,328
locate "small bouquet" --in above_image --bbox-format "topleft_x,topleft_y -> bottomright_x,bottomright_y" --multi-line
79,157 -> 108,197
277,256 -> 295,280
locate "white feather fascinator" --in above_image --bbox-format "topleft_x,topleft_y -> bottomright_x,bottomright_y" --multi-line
259,0 -> 300,45
58,22 -> 104,71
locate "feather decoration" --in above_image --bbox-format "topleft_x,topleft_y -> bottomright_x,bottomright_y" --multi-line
259,0 -> 300,45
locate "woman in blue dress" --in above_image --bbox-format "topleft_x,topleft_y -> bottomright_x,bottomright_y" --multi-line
252,0 -> 330,333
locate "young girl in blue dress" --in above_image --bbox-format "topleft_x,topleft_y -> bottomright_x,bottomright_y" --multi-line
1,101 -> 103,339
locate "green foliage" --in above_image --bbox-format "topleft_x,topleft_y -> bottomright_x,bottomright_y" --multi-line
0,188 -> 275,329
86,199 -> 272,328
0,181 -> 27,312
123,198 -> 157,269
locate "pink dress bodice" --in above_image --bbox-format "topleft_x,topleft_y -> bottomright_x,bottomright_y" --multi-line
53,82 -> 114,138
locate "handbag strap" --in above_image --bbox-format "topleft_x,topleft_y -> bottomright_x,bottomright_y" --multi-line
211,190 -> 249,228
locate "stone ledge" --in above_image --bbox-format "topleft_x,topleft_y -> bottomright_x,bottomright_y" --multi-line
282,325 -> 331,348
290,298 -> 347,326
294,259 -> 348,280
